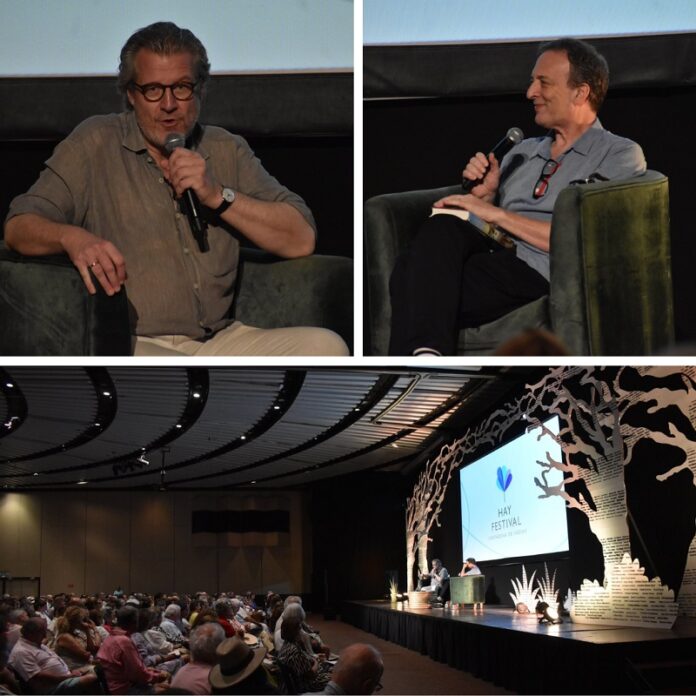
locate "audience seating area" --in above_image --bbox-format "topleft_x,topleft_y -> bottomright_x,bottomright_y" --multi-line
0,589 -> 343,695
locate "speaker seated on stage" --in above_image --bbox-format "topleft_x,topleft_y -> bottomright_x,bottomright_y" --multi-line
416,559 -> 450,597
388,37 -> 646,357
3,20 -> 349,358
459,558 -> 481,576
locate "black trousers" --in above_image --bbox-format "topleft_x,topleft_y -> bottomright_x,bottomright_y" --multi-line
389,215 -> 550,355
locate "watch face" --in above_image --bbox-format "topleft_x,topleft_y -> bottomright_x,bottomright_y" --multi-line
222,188 -> 235,203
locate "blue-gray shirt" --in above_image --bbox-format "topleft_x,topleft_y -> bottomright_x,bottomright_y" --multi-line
497,119 -> 646,280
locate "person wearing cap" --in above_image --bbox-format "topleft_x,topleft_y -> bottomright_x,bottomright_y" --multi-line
459,558 -> 482,576
171,621 -> 225,695
209,635 -> 277,695
388,37 -> 646,356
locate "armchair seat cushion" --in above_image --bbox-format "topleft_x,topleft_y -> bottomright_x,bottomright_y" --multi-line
0,244 -> 353,356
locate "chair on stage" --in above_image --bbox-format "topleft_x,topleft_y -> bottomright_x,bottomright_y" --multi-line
451,575 -> 486,611
364,170 -> 674,356
0,244 -> 354,356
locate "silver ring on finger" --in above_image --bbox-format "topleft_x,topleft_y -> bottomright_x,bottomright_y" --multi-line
90,261 -> 98,268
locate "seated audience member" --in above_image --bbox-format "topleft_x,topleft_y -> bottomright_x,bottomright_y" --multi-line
132,609 -> 185,674
159,605 -> 188,647
8,618 -> 98,694
6,609 -> 28,652
190,608 -> 219,630
171,622 -> 225,695
321,643 -> 384,695
52,606 -> 99,671
209,636 -> 277,695
273,597 -> 302,652
265,595 -> 283,633
96,606 -> 169,694
277,615 -> 330,694
214,599 -> 244,639
0,615 -> 21,695
145,610 -> 177,656
89,608 -> 110,642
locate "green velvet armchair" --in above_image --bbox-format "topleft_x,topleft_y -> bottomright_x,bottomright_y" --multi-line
364,170 -> 674,356
0,246 -> 353,356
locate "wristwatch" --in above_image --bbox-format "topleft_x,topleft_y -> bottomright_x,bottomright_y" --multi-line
212,186 -> 235,216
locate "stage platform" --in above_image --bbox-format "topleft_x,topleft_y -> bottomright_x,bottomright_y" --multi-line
341,600 -> 696,694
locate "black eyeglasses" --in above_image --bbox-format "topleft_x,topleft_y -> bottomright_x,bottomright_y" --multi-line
533,158 -> 561,199
130,81 -> 197,102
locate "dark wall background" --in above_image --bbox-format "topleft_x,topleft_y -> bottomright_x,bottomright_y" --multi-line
0,72 -> 353,258
364,34 -> 696,341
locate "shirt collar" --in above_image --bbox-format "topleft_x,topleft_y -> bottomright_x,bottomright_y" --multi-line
531,118 -> 604,160
121,110 -> 208,159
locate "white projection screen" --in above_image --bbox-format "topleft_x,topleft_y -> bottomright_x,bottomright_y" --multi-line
459,416 -> 569,564
0,0 -> 353,77
364,0 -> 696,44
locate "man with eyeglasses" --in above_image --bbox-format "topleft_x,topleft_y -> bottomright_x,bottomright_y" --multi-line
4,21 -> 348,356
389,37 -> 646,356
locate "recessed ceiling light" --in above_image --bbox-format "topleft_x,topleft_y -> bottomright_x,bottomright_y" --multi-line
94,422 -> 100,427
6,383 -> 14,388
176,424 -> 182,429
102,391 -> 111,397
240,435 -> 246,440
77,480 -> 88,485
391,443 -> 398,448
33,472 -> 38,476
273,405 -> 280,410
193,392 -> 201,399
250,480 -> 256,484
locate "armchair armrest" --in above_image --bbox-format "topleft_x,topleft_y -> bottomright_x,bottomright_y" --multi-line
233,249 -> 354,350
364,185 -> 460,355
550,170 -> 673,355
0,244 -> 131,356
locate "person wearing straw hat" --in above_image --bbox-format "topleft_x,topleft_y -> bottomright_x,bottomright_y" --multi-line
209,636 -> 276,695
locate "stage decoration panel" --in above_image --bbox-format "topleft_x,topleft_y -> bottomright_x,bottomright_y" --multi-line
406,366 -> 696,625
572,554 -> 678,628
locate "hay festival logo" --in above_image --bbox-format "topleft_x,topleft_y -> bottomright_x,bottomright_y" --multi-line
493,465 -> 521,533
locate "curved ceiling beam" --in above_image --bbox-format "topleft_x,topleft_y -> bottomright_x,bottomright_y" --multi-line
169,373 -> 401,487
0,367 -> 117,464
24,369 -> 306,487
0,368 -> 28,441
14,367 -> 209,482
222,378 -> 477,487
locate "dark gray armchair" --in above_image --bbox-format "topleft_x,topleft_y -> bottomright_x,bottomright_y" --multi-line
364,170 -> 674,356
0,245 -> 353,356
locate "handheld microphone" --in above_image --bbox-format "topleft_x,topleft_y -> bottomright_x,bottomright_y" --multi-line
462,127 -> 524,192
164,132 -> 208,253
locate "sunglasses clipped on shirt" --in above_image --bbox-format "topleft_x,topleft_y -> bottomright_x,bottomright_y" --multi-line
533,158 -> 561,199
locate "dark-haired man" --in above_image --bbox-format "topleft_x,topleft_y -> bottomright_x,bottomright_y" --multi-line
4,21 -> 348,357
389,37 -> 646,356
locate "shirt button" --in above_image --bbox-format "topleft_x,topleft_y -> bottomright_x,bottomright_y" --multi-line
158,177 -> 164,184
183,247 -> 189,255
147,157 -> 153,163
193,283 -> 199,290
176,213 -> 182,219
